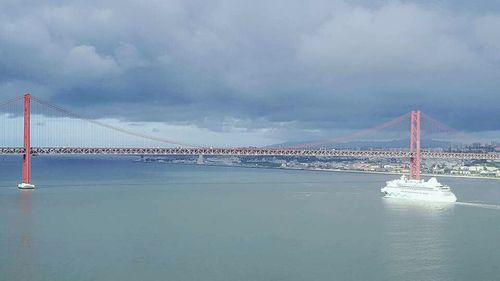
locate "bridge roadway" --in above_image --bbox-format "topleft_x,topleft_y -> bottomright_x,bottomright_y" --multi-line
0,147 -> 498,160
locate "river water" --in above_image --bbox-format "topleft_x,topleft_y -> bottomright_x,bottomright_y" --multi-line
1,156 -> 499,281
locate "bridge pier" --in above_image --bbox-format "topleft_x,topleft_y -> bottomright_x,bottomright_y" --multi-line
18,93 -> 34,189
197,154 -> 204,164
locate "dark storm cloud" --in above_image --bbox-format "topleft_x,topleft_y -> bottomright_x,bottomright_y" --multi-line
1,0 -> 499,140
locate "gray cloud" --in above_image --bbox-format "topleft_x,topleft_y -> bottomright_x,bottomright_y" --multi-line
0,0 -> 499,144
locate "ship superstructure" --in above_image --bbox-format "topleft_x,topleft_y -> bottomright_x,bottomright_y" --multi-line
381,176 -> 457,202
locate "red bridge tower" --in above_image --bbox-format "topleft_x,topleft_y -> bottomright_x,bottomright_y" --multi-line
409,111 -> 421,180
18,93 -> 35,189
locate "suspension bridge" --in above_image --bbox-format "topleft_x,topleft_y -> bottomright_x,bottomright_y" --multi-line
1,93 -> 499,189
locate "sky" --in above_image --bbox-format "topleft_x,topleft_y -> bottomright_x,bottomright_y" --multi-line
1,0 -> 499,146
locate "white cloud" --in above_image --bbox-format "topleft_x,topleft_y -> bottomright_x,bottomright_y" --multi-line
63,45 -> 120,78
114,42 -> 148,69
297,2 -> 478,74
475,15 -> 500,61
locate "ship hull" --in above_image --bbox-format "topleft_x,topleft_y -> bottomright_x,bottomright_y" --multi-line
381,186 -> 457,203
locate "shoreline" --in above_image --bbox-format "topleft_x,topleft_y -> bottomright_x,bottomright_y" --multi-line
137,161 -> 500,181
304,168 -> 500,180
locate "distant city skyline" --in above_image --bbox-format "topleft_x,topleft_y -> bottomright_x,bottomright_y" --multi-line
1,0 -> 499,146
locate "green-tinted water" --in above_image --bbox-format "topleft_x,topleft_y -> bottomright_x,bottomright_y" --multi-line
1,156 -> 499,280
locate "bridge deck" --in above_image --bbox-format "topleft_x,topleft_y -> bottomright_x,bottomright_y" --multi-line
0,147 -> 498,160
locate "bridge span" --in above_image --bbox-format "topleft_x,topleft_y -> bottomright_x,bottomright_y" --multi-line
2,94 -> 499,189
1,147 -> 498,160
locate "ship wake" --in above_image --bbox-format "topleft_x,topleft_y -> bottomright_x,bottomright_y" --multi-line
455,202 -> 500,210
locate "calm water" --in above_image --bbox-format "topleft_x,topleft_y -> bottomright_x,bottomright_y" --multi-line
1,156 -> 499,281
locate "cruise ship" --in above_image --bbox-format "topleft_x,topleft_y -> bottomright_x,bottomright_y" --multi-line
381,175 -> 457,203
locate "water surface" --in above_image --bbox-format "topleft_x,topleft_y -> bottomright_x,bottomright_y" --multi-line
1,156 -> 499,281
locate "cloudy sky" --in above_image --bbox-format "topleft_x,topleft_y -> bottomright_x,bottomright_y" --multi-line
1,0 -> 499,146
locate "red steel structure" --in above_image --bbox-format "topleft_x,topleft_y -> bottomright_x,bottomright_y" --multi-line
22,93 -> 32,185
409,111 -> 421,180
0,147 -> 496,159
0,94 -> 496,189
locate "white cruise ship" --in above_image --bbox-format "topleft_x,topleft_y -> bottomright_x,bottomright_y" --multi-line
381,175 -> 457,203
